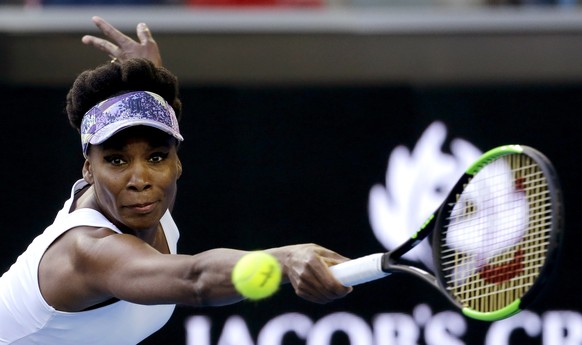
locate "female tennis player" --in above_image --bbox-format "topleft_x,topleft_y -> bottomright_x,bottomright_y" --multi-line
0,18 -> 351,345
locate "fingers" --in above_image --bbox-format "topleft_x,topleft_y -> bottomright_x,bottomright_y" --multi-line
288,246 -> 352,304
134,22 -> 163,67
81,35 -> 119,57
81,16 -> 129,58
82,16 -> 163,67
293,264 -> 352,304
317,248 -> 351,266
91,16 -> 132,48
136,22 -> 155,45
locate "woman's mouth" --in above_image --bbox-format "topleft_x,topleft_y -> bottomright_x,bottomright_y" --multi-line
125,202 -> 157,214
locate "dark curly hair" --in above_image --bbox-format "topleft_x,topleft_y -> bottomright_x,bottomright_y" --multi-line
66,58 -> 182,131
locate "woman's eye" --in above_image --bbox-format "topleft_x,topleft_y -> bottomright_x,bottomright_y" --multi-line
149,152 -> 169,163
105,156 -> 126,166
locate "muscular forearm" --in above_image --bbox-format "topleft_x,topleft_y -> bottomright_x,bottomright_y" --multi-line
186,248 -> 248,307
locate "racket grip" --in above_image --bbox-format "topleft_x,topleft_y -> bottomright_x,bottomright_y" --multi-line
329,253 -> 390,287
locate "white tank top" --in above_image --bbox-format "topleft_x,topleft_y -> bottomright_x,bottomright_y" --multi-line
0,180 -> 179,344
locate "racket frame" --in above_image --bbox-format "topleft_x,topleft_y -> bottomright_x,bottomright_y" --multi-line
431,145 -> 564,321
330,144 -> 563,322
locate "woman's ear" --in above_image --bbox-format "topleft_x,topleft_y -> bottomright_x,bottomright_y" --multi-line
82,160 -> 94,184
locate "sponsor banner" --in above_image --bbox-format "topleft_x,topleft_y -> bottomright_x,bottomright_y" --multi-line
186,307 -> 582,345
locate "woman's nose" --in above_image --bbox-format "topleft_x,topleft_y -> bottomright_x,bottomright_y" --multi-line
126,162 -> 152,191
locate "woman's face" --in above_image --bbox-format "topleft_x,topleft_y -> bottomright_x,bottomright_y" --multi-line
84,126 -> 182,234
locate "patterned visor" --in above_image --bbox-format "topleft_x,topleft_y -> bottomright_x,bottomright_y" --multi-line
80,91 -> 183,157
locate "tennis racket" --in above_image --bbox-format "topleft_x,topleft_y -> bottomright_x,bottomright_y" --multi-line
330,144 -> 563,321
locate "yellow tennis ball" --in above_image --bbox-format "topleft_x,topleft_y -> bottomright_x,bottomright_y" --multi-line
232,251 -> 282,300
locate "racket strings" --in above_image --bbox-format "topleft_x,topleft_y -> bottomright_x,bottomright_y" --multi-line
439,210 -> 552,259
442,245 -> 549,282
445,182 -> 549,222
457,271 -> 542,301
439,153 -> 552,314
444,170 -> 548,222
440,231 -> 551,264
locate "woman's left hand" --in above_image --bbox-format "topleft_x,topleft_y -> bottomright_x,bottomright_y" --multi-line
82,16 -> 163,68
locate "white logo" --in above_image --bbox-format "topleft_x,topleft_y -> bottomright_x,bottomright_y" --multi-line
186,120 -> 582,345
186,309 -> 582,345
368,121 -> 481,269
446,158 -> 529,284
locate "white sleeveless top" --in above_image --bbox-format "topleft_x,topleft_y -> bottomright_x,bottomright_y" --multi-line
0,180 -> 179,344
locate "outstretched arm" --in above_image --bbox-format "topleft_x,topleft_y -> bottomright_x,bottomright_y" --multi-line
182,244 -> 353,306
39,227 -> 352,311
82,16 -> 163,67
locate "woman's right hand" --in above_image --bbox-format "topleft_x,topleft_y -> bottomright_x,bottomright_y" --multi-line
268,244 -> 353,304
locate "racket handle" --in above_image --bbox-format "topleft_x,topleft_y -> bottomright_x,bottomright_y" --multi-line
329,253 -> 390,286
